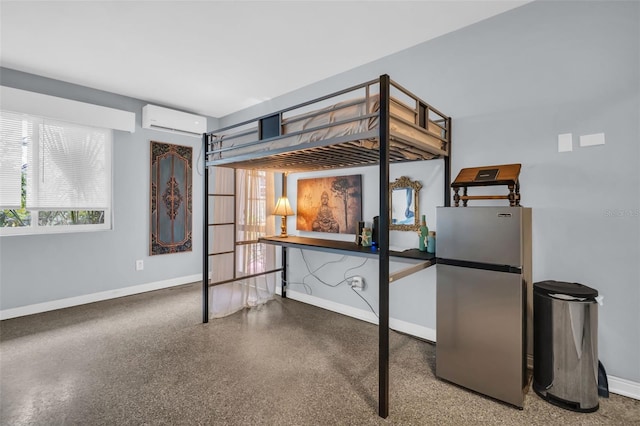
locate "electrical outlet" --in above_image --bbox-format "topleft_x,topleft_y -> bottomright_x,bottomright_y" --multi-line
135,260 -> 144,271
351,276 -> 364,290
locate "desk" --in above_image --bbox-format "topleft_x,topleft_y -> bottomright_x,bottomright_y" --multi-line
260,235 -> 435,260
259,235 -> 436,290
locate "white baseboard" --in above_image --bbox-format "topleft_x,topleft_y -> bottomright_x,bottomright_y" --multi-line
0,274 -> 201,320
608,375 -> 640,400
286,290 -> 436,342
285,290 -> 639,401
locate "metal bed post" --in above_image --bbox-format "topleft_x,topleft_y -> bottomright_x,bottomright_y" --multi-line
282,247 -> 287,298
444,116 -> 452,207
281,172 -> 288,298
378,74 -> 391,419
202,133 -> 209,323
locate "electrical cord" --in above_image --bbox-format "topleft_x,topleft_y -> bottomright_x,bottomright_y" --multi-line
340,255 -> 378,316
300,249 -> 348,276
350,286 -> 378,318
282,278 -> 313,295
342,256 -> 369,283
300,250 -> 350,288
297,249 -> 378,317
195,139 -> 205,176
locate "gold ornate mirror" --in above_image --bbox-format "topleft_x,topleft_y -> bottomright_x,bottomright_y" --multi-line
390,176 -> 422,231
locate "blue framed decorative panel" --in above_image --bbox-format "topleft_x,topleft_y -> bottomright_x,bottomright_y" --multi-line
150,141 -> 192,255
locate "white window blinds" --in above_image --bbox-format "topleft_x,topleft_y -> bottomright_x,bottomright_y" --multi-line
0,112 -> 25,209
1,110 -> 112,212
26,118 -> 111,210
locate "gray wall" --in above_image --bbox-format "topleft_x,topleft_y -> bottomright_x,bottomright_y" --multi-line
221,1 -> 640,383
0,68 -> 218,311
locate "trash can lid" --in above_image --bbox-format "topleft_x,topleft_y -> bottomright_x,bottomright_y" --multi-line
534,280 -> 598,299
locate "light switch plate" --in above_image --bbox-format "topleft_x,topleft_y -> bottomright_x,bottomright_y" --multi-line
580,132 -> 605,147
558,133 -> 573,152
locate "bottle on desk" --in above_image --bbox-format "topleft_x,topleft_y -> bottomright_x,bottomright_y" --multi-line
418,215 -> 429,252
427,231 -> 436,254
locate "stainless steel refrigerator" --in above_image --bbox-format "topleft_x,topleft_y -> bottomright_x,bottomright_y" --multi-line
436,206 -> 532,408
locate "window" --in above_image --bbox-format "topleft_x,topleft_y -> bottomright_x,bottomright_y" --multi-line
236,169 -> 269,275
0,110 -> 112,236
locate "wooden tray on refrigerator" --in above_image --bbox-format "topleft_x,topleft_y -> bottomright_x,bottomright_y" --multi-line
451,163 -> 521,206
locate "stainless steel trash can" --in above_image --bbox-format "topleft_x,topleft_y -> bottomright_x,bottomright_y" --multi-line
533,280 -> 599,412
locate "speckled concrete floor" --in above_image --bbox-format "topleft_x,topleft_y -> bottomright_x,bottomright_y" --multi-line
1,282 -> 638,425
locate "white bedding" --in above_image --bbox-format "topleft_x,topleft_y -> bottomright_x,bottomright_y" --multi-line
210,94 -> 444,161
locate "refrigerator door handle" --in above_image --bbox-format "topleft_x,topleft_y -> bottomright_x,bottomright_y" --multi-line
437,257 -> 522,274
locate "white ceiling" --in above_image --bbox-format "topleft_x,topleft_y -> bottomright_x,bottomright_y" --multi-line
0,1 -> 530,118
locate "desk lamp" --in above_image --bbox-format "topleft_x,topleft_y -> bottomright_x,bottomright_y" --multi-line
273,196 -> 294,237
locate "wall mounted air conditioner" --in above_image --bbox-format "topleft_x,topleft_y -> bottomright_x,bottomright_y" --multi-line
142,104 -> 206,137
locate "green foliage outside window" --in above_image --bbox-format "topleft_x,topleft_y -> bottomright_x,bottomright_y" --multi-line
0,170 -> 104,228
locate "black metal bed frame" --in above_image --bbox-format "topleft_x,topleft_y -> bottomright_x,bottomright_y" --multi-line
202,74 -> 451,418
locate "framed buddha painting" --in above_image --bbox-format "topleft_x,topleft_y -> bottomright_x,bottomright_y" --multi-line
296,174 -> 362,235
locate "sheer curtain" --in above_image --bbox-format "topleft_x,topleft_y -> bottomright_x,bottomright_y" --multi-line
209,168 -> 277,318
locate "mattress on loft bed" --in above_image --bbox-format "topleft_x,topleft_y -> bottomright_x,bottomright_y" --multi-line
211,95 -> 445,161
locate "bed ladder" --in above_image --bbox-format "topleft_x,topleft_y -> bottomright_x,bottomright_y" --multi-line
203,164 -> 238,323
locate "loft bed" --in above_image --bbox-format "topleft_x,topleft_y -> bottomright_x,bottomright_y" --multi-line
202,75 -> 451,418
